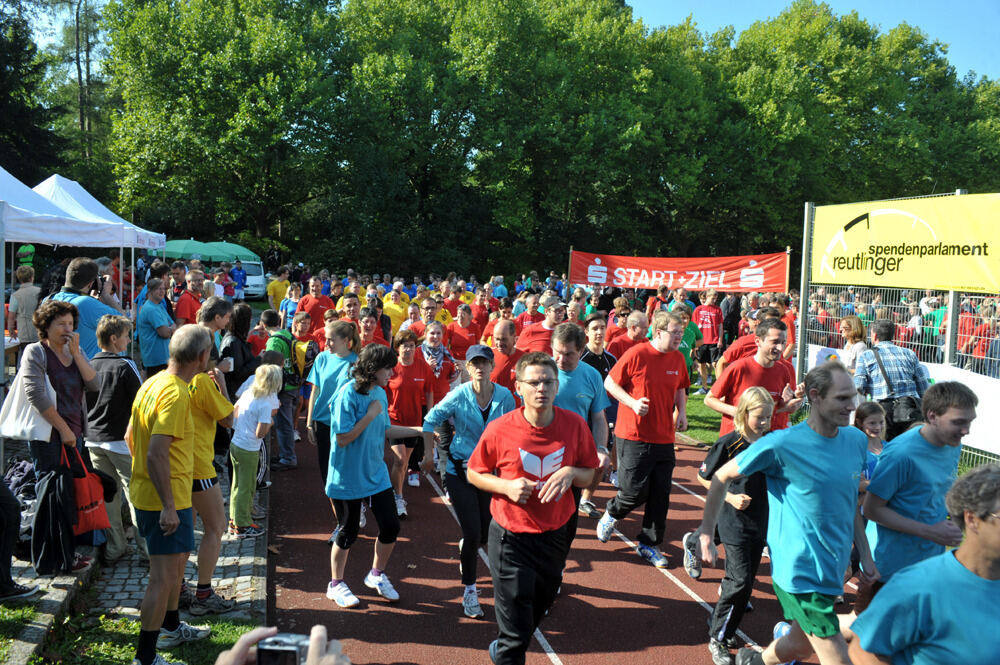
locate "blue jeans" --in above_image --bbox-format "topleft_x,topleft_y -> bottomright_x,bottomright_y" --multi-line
28,436 -> 88,480
274,391 -> 298,465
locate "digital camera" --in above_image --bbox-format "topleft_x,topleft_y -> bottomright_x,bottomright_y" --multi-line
257,633 -> 311,665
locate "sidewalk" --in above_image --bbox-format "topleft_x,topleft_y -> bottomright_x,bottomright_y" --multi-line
5,442 -> 268,665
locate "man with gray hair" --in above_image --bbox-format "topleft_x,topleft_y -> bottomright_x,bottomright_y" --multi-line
606,310 -> 648,359
515,294 -> 567,353
49,257 -> 123,358
127,324 -> 214,665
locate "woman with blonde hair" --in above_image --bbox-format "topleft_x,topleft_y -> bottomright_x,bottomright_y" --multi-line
839,314 -> 867,373
686,386 -> 775,664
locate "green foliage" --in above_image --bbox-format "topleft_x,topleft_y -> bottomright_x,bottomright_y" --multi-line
0,602 -> 37,662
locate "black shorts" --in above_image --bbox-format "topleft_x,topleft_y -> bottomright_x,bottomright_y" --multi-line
695,344 -> 719,364
394,435 -> 422,450
193,476 -> 219,492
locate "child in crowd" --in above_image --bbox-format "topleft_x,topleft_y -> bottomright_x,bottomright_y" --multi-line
229,364 -> 282,539
854,401 -> 886,491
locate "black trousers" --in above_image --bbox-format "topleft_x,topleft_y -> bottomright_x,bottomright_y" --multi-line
0,482 -> 21,591
606,438 -> 676,546
564,486 -> 583,553
446,472 -> 491,585
312,421 -> 332,484
709,538 -> 765,641
331,488 -> 399,550
488,519 -> 568,665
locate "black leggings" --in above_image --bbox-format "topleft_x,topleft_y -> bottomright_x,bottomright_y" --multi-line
331,488 -> 399,550
446,471 -> 492,585
312,421 -> 331,484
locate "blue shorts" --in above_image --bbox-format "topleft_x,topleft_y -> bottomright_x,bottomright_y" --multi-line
136,507 -> 195,555
300,384 -> 312,399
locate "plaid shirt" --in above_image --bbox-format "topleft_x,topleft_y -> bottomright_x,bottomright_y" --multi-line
853,342 -> 930,399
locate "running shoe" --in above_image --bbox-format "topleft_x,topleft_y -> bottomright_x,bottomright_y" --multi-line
488,639 -> 499,664
609,470 -> 619,488
771,622 -> 799,664
233,524 -> 266,539
462,587 -> 484,618
578,499 -> 600,518
395,493 -> 408,519
157,620 -> 211,648
364,571 -> 400,602
762,545 -> 770,559
682,531 -> 702,579
458,538 -> 465,577
0,583 -> 39,601
407,471 -> 420,487
709,638 -> 735,665
252,501 -> 266,520
735,647 -> 762,665
70,552 -> 92,572
188,589 -> 235,616
695,387 -> 709,395
596,511 -> 617,542
178,579 -> 194,609
327,581 -> 359,608
636,543 -> 668,569
293,430 -> 301,442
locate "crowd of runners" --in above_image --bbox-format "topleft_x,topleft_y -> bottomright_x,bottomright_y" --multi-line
2,255 -> 997,665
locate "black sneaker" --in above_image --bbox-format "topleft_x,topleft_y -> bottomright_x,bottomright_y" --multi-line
0,583 -> 39,601
708,638 -> 734,665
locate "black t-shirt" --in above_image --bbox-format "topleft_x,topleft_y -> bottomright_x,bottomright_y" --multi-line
85,352 -> 143,441
698,430 -> 768,543
581,348 -> 618,427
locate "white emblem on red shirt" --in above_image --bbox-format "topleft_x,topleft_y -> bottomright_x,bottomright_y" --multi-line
518,447 -> 565,480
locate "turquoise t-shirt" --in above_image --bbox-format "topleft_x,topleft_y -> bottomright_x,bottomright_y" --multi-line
306,351 -> 357,425
865,426 -> 961,580
554,362 -> 610,424
736,421 -> 867,595
137,300 -> 174,367
49,291 -> 119,359
852,551 -> 1000,665
327,382 -> 391,500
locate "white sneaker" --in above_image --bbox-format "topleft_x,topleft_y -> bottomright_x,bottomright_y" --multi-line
364,571 -> 400,602
327,580 -> 360,608
293,430 -> 301,442
609,470 -> 619,488
463,587 -> 484,618
395,493 -> 408,519
407,471 -> 420,487
596,511 -> 617,543
156,620 -> 211,648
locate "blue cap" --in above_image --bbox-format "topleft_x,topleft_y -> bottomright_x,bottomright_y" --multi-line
465,345 -> 494,362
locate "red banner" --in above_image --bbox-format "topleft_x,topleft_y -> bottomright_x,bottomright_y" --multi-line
569,250 -> 789,293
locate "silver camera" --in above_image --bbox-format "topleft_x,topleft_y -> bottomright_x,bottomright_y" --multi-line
257,633 -> 311,665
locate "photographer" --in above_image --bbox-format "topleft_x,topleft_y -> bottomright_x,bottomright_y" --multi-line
215,625 -> 351,665
49,257 -> 124,359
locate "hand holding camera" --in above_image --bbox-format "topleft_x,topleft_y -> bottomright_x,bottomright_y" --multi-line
215,625 -> 351,665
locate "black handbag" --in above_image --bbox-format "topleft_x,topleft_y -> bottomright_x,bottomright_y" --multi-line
872,347 -> 922,429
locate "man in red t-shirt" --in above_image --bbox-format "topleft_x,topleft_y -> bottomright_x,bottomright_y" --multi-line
490,319 -> 524,407
514,292 -> 543,330
174,269 -> 205,325
645,284 -> 671,321
468,352 -> 598,665
606,310 -> 648,359
597,311 -> 689,569
515,295 -> 566,353
715,306 -> 780,377
338,292 -> 362,335
481,297 -> 520,344
298,277 -> 335,336
774,294 -> 797,361
470,288 -> 492,332
692,289 -> 724,392
705,318 -> 803,436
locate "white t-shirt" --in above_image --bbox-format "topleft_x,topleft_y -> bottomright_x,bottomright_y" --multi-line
231,391 -> 279,451
842,340 -> 868,371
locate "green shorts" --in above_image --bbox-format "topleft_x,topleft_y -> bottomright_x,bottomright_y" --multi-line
773,582 -> 840,637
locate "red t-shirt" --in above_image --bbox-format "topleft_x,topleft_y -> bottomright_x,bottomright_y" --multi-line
387,357 -> 434,425
645,296 -> 669,320
693,304 -> 724,345
606,334 -> 643,360
468,407 -> 599,534
174,290 -> 202,324
515,310 -> 544,329
722,333 -> 757,363
482,317 -> 521,343
311,327 -> 326,351
298,294 -> 335,335
781,312 -> 797,346
771,359 -> 797,430
606,317 -> 627,343
491,348 -> 525,407
248,329 -> 269,356
608,343 -> 689,444
447,322 -> 482,360
515,323 -> 555,353
442,297 -> 462,318
470,304 -> 490,332
971,322 -> 995,357
710,355 -> 792,435
340,317 -> 361,335
362,336 -> 390,348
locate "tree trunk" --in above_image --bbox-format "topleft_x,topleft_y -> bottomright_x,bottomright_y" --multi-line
75,0 -> 85,155
83,0 -> 92,159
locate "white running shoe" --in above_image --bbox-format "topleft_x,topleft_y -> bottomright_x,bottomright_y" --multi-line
395,493 -> 408,519
156,621 -> 211,648
463,586 -> 484,618
407,471 -> 420,487
682,531 -> 702,579
596,511 -> 617,543
609,470 -> 619,488
327,580 -> 360,608
364,571 -> 400,602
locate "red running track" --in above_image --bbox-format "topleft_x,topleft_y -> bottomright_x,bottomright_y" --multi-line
267,440 -> 843,664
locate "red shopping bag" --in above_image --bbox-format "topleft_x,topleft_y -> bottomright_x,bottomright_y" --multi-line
62,446 -> 111,536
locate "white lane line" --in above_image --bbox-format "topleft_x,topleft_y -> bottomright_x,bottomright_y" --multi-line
424,473 -> 565,665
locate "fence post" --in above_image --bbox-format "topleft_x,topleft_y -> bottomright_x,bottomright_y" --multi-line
797,202 -> 815,382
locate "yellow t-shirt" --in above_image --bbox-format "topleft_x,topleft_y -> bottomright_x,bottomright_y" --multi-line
188,373 -> 234,480
267,278 -> 290,304
129,372 -> 196,511
435,308 -> 454,325
459,291 -> 475,304
383,301 -> 408,335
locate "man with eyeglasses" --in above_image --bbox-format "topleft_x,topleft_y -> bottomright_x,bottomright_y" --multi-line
407,298 -> 448,343
596,311 -> 689,569
468,352 -> 599,665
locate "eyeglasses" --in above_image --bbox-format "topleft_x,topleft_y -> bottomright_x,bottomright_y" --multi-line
520,379 -> 556,389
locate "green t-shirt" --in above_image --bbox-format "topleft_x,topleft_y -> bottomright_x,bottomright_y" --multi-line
679,322 -> 702,376
16,244 -> 34,266
925,307 -> 946,340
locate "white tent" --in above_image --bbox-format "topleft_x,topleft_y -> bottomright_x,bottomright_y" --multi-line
33,174 -> 165,250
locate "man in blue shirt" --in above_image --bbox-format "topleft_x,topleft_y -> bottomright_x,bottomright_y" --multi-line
229,260 -> 247,302
694,360 -> 876,665
491,275 -> 508,298
858,381 -> 977,610
850,463 -> 1000,665
49,257 -> 123,359
552,322 -> 610,524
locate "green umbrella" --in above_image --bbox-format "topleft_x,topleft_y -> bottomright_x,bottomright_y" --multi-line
204,241 -> 260,262
151,238 -> 220,261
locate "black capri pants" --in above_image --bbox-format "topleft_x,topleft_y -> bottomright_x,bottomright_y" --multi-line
331,488 -> 399,550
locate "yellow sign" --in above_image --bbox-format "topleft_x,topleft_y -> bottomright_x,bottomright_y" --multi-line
810,193 -> 1000,293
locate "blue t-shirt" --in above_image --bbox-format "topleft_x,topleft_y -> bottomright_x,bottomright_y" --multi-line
852,551 -> 1000,665
229,268 -> 247,289
320,279 -> 331,296
493,284 -> 508,298
307,351 -> 358,425
422,382 -> 515,475
327,382 -> 392,500
49,291 -> 119,359
279,298 -> 298,329
865,426 -> 961,580
736,421 -> 867,595
137,300 -> 173,367
554,362 -> 610,425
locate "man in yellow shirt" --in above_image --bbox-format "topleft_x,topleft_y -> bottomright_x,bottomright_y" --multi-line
383,288 -> 409,336
266,266 -> 291,311
127,324 -> 214,665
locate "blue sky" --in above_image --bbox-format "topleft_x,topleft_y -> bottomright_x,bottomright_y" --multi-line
627,1 -> 1000,81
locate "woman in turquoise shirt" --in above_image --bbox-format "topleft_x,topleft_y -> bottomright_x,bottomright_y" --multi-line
423,344 -> 515,619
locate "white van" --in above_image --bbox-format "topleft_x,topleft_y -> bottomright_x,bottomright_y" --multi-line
241,260 -> 267,300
